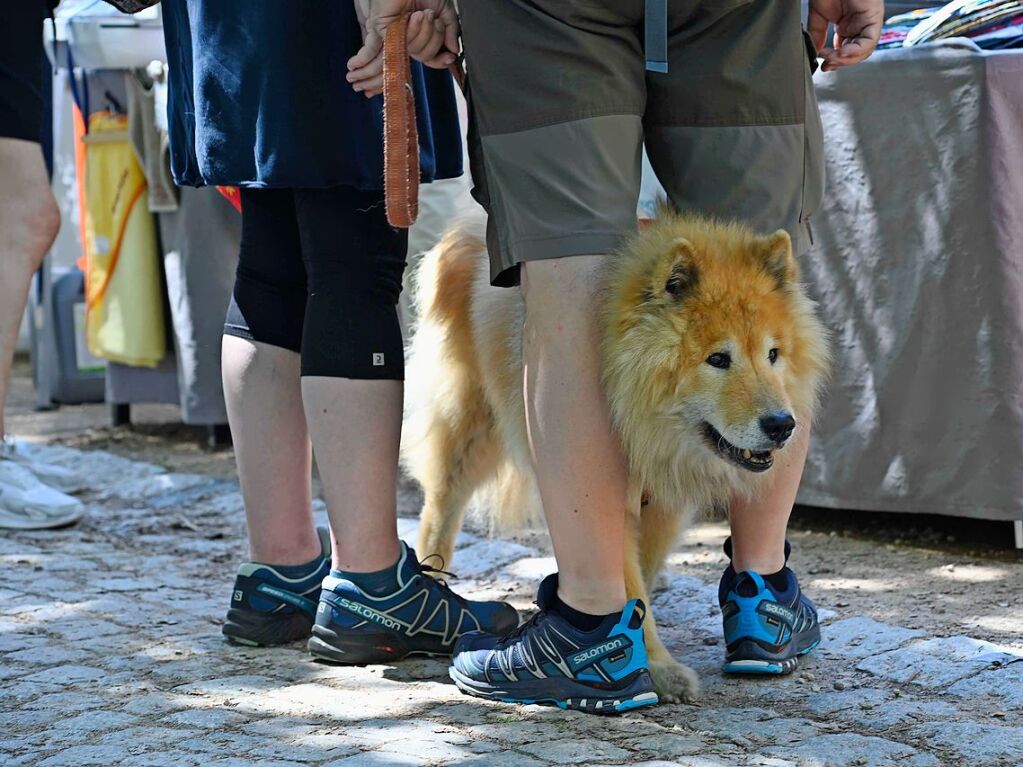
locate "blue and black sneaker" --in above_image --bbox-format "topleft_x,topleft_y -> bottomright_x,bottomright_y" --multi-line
222,527 -> 332,647
449,573 -> 659,715
308,541 -> 519,664
719,537 -> 820,674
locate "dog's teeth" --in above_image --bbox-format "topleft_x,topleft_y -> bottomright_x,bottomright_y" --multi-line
742,449 -> 752,459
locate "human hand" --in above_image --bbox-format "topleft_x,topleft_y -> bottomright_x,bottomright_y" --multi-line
807,0 -> 884,72
348,0 -> 460,98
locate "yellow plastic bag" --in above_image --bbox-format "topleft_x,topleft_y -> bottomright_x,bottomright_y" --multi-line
81,111 -> 165,368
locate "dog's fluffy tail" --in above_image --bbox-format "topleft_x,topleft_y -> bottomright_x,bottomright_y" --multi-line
403,212 -> 542,542
403,213 -> 488,479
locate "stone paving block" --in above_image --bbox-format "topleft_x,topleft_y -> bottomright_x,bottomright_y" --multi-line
62,449 -> 165,488
464,719 -> 574,745
118,753 -> 205,767
619,731 -> 714,759
802,688 -> 959,730
104,472 -> 210,503
0,632 -> 47,652
447,539 -> 538,578
323,753 -> 430,766
444,753 -> 549,767
496,555 -> 558,582
4,644 -> 92,665
651,576 -> 721,635
237,718 -> 322,740
763,733 -> 940,767
192,490 -> 246,517
37,744 -> 137,766
47,709 -> 139,737
148,479 -> 239,509
519,738 -> 633,764
168,707 -> 252,729
377,737 -> 486,763
2,753 -> 48,767
45,617 -> 129,642
689,708 -> 821,745
173,674 -> 282,698
342,719 -> 472,750
21,664 -> 106,686
909,722 -> 1023,766
21,691 -> 110,714
93,726 -> 197,750
856,636 -> 1021,688
819,617 -> 926,659
0,661 -> 31,682
946,661 -> 1023,710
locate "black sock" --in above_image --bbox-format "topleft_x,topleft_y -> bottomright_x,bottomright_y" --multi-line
763,567 -> 792,593
549,590 -> 614,633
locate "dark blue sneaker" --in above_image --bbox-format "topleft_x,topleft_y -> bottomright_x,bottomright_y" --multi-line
719,538 -> 820,674
308,541 -> 519,664
449,574 -> 659,715
222,527 -> 331,646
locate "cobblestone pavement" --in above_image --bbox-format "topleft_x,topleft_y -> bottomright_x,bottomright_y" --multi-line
2,441 -> 1022,767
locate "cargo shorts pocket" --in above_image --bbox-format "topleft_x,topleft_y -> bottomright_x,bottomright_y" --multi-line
799,29 -> 826,234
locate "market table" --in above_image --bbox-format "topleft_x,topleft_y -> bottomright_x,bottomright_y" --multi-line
796,41 -> 1023,542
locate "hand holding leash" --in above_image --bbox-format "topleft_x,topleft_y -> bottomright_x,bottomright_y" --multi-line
349,0 -> 460,98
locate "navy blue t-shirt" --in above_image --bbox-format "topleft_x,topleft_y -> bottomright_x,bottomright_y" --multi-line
161,0 -> 463,189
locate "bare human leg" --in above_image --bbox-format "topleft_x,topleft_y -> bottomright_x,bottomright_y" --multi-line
728,426 -> 810,573
221,335 -> 320,565
521,255 -> 629,616
301,377 -> 402,573
0,138 -> 60,436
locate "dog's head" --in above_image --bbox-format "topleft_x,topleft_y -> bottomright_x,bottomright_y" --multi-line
601,212 -> 829,478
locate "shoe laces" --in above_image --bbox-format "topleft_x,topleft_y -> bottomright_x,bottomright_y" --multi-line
418,555 -> 469,607
496,608 -> 544,650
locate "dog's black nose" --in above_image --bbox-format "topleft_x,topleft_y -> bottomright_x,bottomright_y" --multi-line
760,412 -> 796,445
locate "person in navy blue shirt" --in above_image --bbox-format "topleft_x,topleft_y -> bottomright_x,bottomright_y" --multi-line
162,1 -> 516,655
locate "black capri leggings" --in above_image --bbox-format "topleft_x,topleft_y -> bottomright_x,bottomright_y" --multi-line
226,187 -> 408,380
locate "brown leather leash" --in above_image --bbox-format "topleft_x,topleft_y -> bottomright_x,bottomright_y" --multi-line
383,13 -> 464,228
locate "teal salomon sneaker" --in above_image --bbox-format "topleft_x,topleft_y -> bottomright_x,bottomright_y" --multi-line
719,538 -> 820,674
449,574 -> 659,715
308,541 -> 519,664
222,527 -> 331,647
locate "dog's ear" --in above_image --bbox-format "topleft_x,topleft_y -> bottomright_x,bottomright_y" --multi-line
659,238 -> 699,299
760,229 -> 798,289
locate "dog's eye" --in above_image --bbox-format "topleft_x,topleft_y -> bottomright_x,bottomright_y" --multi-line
769,348 -> 779,364
706,353 -> 731,369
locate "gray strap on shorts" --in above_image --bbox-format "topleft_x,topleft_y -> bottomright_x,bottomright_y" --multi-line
645,0 -> 668,73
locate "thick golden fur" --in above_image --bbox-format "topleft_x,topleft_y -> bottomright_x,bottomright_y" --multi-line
403,209 -> 829,702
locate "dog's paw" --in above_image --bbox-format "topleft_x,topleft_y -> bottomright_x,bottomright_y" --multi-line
649,658 -> 700,704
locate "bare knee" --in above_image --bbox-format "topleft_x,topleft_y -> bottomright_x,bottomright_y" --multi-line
521,256 -> 607,344
29,194 -> 60,266
1,186 -> 60,272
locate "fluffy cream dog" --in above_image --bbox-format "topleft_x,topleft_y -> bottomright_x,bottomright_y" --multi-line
402,209 -> 829,701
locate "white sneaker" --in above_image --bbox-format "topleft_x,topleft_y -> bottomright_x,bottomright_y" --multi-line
0,458 -> 84,530
1,439 -> 86,494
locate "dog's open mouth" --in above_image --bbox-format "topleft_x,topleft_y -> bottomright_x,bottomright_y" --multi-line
702,424 -> 774,473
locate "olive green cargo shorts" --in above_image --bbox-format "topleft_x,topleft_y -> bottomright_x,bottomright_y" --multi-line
460,0 -> 825,287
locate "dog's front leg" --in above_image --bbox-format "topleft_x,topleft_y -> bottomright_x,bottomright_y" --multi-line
625,510 -> 700,704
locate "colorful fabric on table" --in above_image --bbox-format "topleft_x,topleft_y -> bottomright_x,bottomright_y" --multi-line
901,1 -> 1023,48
